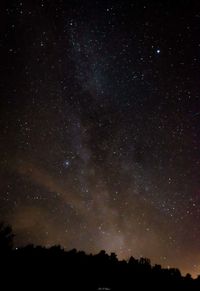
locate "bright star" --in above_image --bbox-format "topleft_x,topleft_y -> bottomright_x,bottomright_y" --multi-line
63,160 -> 70,168
156,49 -> 161,54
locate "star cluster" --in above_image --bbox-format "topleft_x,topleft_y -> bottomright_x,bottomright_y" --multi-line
1,0 -> 200,277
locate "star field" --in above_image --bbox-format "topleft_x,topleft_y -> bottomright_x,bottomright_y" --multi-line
1,0 -> 200,277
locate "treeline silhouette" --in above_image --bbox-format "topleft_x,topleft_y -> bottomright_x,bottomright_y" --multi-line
0,223 -> 199,290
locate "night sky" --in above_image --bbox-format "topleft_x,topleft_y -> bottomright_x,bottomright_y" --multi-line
1,0 -> 200,277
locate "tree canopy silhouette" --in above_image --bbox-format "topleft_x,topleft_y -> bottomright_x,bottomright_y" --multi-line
0,222 -> 14,253
0,222 -> 199,291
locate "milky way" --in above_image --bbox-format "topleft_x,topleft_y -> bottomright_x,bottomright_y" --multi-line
1,0 -> 200,277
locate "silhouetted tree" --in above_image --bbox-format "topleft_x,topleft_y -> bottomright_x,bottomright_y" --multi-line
0,222 -> 14,253
185,273 -> 192,281
110,252 -> 117,263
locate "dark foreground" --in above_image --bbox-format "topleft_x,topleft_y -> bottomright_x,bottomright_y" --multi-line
1,247 -> 200,291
